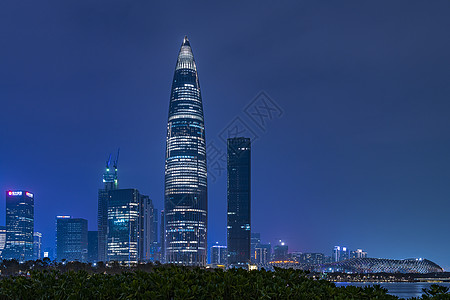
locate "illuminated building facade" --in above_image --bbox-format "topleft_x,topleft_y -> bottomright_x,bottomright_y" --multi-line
164,36 -> 207,266
107,189 -> 150,265
250,232 -> 261,264
0,226 -> 6,257
160,210 -> 165,263
56,216 -> 88,262
254,244 -> 271,265
33,232 -> 42,260
333,245 -> 349,262
98,152 -> 119,262
227,137 -> 251,266
211,244 -> 227,265
350,249 -> 367,259
3,190 -> 34,261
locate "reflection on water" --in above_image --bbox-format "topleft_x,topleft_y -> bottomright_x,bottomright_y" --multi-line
335,282 -> 450,299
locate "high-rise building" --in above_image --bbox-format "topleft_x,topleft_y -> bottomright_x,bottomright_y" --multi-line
98,152 -> 119,262
3,190 -> 34,261
107,189 -> 146,265
164,36 -> 207,266
142,196 -> 158,262
250,233 -> 261,264
159,210 -> 165,263
210,243 -> 227,265
56,216 -> 88,262
333,246 -> 350,262
0,226 -> 6,257
149,208 -> 159,262
350,249 -> 367,259
227,137 -> 251,266
33,232 -> 42,260
151,208 -> 158,245
88,231 -> 98,263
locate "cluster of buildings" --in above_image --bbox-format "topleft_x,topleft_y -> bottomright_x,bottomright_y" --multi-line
1,37 -> 444,275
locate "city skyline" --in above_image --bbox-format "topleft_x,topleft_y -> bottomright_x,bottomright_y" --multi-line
1,1 -> 450,269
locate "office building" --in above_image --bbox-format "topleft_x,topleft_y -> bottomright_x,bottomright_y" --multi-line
333,246 -> 350,262
300,253 -> 325,265
211,243 -> 227,265
33,232 -> 42,260
142,196 -> 158,262
351,249 -> 368,259
227,137 -> 251,266
250,232 -> 261,264
164,36 -> 208,266
254,243 -> 271,265
98,152 -> 119,262
88,231 -> 98,263
160,210 -> 165,263
56,216 -> 88,262
3,190 -> 34,261
107,189 -> 147,265
0,226 -> 6,257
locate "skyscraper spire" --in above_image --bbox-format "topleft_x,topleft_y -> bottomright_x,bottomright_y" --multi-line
98,151 -> 119,262
164,37 -> 208,266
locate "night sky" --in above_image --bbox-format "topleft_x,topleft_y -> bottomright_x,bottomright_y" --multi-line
1,1 -> 450,268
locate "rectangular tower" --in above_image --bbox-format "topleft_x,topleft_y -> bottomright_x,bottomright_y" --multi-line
88,231 -> 98,263
56,216 -> 88,262
160,210 -> 165,263
98,152 -> 119,262
33,232 -> 42,260
141,195 -> 156,261
227,137 -> 251,267
211,244 -> 227,265
3,191 -> 34,261
0,226 -> 6,257
107,189 -> 144,265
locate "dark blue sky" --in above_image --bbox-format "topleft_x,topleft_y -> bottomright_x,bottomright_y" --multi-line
1,1 -> 450,268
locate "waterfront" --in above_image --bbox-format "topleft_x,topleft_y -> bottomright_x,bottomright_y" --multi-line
335,282 -> 450,299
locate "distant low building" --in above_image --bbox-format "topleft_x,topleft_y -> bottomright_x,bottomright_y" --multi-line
273,242 -> 288,261
350,249 -> 367,259
255,244 -> 271,265
300,253 -> 325,265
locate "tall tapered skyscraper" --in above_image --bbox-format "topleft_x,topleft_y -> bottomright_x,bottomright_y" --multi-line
164,36 -> 207,266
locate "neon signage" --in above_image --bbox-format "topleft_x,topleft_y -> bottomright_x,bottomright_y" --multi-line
8,191 -> 22,196
25,192 -> 33,198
